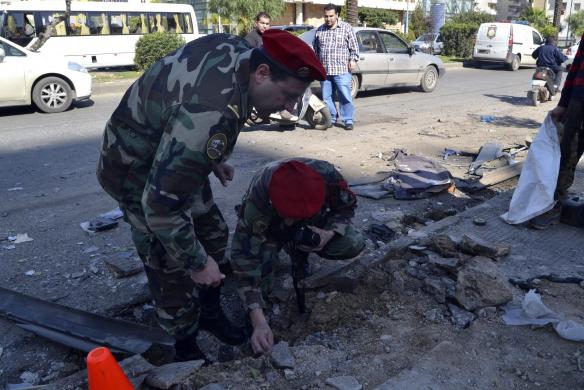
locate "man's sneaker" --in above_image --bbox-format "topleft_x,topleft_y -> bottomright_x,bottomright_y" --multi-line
529,205 -> 562,230
344,123 -> 354,130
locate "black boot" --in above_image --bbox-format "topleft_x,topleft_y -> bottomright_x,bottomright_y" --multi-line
174,334 -> 207,362
199,286 -> 247,345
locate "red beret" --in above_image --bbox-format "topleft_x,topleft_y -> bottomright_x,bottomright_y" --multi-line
268,161 -> 326,219
261,29 -> 326,81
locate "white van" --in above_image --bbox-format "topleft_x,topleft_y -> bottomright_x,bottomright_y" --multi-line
472,22 -> 544,71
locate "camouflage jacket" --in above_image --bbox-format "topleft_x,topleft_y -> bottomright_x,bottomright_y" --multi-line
230,158 -> 357,310
97,34 -> 251,271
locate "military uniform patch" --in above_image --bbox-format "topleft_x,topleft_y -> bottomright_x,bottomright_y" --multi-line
206,133 -> 228,160
252,218 -> 269,234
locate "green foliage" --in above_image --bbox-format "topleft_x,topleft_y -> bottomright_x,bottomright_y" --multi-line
567,11 -> 584,38
393,29 -> 416,43
539,24 -> 558,38
358,7 -> 398,27
209,0 -> 286,34
440,22 -> 476,57
134,32 -> 185,71
410,4 -> 430,38
450,11 -> 495,26
518,7 -> 549,29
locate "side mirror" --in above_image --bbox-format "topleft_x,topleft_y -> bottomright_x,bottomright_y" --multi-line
0,47 -> 5,63
408,46 -> 415,56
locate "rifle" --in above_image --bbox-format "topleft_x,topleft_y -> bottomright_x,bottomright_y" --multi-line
289,247 -> 309,314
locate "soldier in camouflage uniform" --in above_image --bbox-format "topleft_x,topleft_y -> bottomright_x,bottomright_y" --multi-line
230,158 -> 365,354
96,31 -> 326,360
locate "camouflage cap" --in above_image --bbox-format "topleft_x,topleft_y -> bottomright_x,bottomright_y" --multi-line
268,161 -> 325,219
261,29 -> 326,81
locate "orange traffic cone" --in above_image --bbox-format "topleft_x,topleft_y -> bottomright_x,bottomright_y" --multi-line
87,347 -> 134,390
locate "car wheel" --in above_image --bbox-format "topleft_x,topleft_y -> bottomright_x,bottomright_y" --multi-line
508,55 -> 520,71
350,74 -> 359,99
420,66 -> 438,93
32,76 -> 73,113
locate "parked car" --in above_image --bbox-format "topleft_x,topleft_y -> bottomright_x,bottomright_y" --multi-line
271,25 -> 314,34
472,22 -> 544,71
0,36 -> 91,113
565,39 -> 581,71
300,27 -> 445,97
412,33 -> 443,55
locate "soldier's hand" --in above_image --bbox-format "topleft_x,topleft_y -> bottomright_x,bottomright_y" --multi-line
298,226 -> 335,252
250,319 -> 274,354
550,105 -> 566,123
190,256 -> 225,287
212,163 -> 235,187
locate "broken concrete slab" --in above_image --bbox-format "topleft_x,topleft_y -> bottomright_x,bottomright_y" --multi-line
103,252 -> 143,278
455,256 -> 513,311
459,234 -> 511,258
145,360 -> 205,389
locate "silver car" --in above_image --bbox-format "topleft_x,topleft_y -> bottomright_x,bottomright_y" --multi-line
412,33 -> 443,55
300,27 -> 445,97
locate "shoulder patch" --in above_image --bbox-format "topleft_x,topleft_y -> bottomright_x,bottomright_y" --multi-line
252,218 -> 269,235
206,133 -> 228,160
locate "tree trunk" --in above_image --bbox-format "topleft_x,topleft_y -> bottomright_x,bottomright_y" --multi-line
346,0 -> 358,27
30,0 -> 71,52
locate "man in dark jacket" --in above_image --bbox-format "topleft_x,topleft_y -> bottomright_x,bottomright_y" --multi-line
532,36 -> 568,91
530,34 -> 584,229
245,12 -> 271,48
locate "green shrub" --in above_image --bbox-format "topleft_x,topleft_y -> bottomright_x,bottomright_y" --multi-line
134,32 -> 186,71
539,24 -> 558,38
440,22 -> 477,58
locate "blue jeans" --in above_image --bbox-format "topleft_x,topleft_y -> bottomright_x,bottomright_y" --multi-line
321,73 -> 354,124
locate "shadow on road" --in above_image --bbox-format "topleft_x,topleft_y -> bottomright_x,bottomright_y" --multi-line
467,113 -> 541,128
483,94 -> 530,106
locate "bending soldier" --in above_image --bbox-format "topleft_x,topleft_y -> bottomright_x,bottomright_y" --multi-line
96,32 -> 326,361
230,158 -> 366,354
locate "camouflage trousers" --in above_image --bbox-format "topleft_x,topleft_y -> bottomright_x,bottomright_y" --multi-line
557,98 -> 584,199
260,225 -> 365,299
130,203 -> 228,340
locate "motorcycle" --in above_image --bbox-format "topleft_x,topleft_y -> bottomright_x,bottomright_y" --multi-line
527,67 -> 557,106
247,87 -> 332,130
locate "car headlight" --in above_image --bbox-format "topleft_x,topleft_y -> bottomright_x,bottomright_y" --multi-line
68,61 -> 88,73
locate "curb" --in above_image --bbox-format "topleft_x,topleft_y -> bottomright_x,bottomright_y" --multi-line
92,79 -> 136,96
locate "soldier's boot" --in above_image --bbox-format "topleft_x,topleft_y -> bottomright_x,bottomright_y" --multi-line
174,333 -> 207,363
199,286 -> 247,345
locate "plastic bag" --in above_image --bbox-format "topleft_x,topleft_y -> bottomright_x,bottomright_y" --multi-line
502,290 -> 584,342
501,114 -> 561,224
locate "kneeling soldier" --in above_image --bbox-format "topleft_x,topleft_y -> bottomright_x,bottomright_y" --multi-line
230,158 -> 365,354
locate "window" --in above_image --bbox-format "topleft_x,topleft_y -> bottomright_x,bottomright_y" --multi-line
4,12 -> 36,39
148,13 -> 167,33
110,13 -> 129,35
379,31 -> 408,53
38,12 -> 67,36
127,13 -> 147,34
575,3 -> 581,11
69,13 -> 91,36
356,31 -> 382,53
532,31 -> 542,45
183,13 -> 193,34
87,12 -> 110,35
1,41 -> 26,56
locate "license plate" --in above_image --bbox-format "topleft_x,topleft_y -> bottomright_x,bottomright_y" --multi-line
478,49 -> 490,54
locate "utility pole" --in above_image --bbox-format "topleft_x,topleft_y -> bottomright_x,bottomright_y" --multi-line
552,0 -> 563,38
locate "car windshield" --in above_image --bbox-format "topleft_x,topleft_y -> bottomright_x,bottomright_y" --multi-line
416,34 -> 436,42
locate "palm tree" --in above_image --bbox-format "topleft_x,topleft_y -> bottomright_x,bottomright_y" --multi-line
520,6 -> 549,29
346,0 -> 358,26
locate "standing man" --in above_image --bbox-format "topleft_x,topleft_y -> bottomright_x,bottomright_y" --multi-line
530,34 -> 584,229
96,31 -> 326,360
313,3 -> 359,130
230,158 -> 365,354
245,12 -> 271,48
